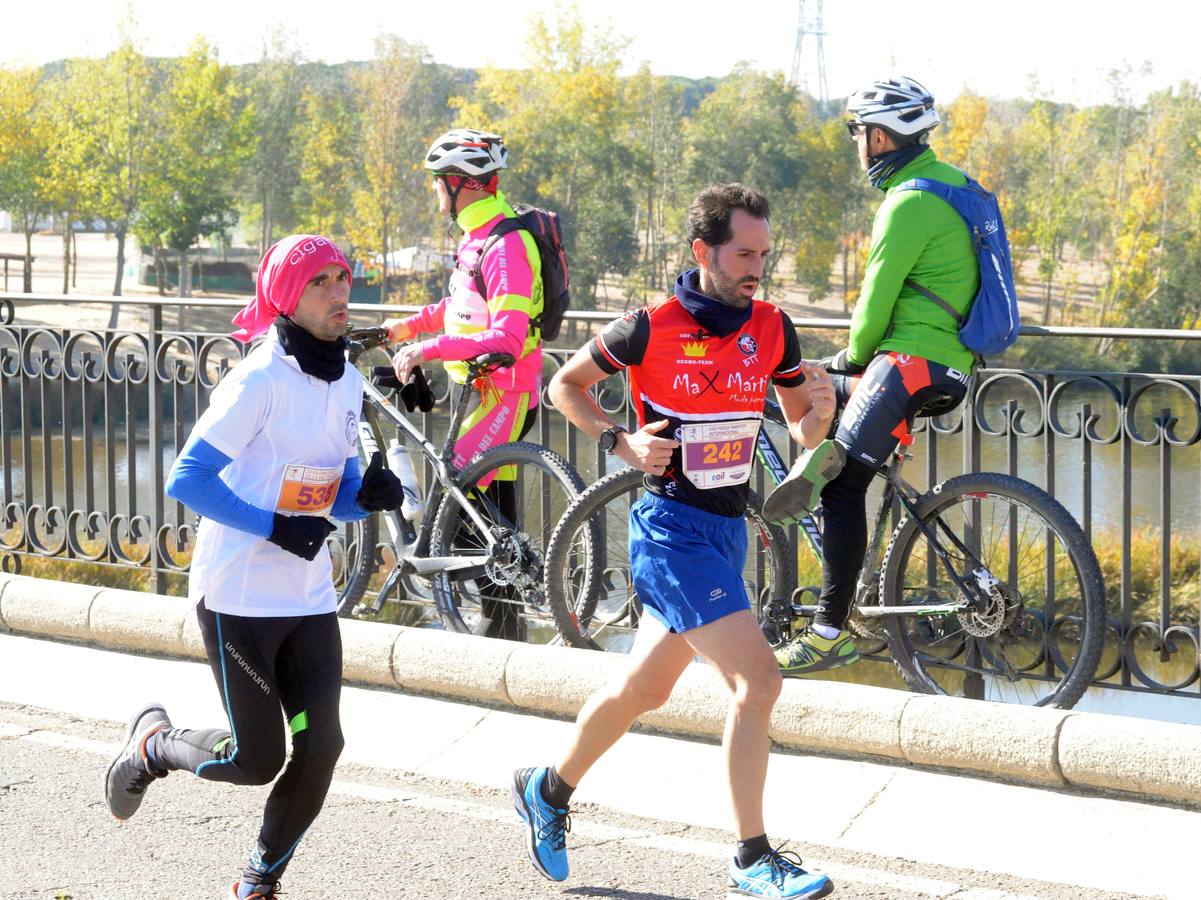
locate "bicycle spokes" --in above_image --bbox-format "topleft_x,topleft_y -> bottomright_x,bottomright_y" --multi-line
887,487 -> 1095,706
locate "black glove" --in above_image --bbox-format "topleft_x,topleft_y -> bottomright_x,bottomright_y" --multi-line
400,365 -> 435,412
823,347 -> 868,376
355,450 -> 405,512
370,365 -> 435,413
267,513 -> 335,561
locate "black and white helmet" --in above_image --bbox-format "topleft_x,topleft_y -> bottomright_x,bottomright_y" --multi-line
847,76 -> 939,139
424,129 -> 509,177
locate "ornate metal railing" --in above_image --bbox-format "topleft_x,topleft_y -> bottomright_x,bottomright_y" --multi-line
3,293 -> 1200,700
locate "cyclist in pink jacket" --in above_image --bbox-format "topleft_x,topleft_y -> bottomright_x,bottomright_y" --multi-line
384,129 -> 543,640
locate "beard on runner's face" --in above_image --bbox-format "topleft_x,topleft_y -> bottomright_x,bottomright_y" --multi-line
706,251 -> 758,304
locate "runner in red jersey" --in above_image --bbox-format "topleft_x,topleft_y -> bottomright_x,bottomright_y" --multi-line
511,184 -> 837,899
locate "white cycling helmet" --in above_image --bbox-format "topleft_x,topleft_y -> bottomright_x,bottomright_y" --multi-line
847,76 -> 939,139
424,128 -> 509,177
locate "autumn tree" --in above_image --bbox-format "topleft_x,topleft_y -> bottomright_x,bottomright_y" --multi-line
241,31 -> 307,254
454,8 -> 640,307
350,36 -> 440,305
293,75 -> 358,240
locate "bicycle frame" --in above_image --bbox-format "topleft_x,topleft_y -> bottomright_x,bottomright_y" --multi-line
755,403 -> 984,623
346,330 -> 515,607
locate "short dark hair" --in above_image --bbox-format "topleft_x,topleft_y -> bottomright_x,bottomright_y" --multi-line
686,183 -> 771,247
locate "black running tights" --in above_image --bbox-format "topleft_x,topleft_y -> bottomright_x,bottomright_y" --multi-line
152,599 -> 344,882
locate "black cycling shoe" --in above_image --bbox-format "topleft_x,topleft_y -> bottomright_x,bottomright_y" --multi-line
105,702 -> 171,820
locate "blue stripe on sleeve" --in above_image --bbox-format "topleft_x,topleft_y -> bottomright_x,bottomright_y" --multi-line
331,454 -> 369,521
165,435 -> 275,537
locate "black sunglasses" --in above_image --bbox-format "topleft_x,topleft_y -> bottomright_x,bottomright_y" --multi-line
845,120 -> 869,139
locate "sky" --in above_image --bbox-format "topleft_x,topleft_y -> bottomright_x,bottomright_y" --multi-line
9,0 -> 1199,107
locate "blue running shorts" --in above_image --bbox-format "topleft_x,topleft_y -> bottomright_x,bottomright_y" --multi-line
628,492 -> 751,633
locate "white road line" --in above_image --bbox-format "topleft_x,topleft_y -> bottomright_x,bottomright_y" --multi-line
2,721 -> 1051,900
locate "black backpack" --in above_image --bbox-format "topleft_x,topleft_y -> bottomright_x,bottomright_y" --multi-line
471,204 -> 570,341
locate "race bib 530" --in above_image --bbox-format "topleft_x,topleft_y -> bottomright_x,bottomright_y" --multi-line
276,464 -> 342,516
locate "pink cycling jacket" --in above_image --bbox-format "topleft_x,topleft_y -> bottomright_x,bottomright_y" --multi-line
402,190 -> 543,394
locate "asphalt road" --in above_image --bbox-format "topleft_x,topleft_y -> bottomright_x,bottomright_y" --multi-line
0,701 -> 1145,900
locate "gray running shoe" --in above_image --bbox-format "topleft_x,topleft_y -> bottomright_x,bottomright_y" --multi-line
105,703 -> 171,820
762,439 -> 846,523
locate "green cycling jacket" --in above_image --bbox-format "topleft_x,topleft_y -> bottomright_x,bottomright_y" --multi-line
848,148 -> 980,373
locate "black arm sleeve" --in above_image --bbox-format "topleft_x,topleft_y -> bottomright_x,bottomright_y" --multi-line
771,310 -> 806,387
589,309 -> 651,374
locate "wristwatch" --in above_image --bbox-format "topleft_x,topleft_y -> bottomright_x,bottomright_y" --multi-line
599,424 -> 627,455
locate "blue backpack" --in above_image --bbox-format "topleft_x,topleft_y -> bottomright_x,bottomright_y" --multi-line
895,173 -> 1020,357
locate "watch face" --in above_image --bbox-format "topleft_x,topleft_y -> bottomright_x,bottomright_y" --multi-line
600,429 -> 616,452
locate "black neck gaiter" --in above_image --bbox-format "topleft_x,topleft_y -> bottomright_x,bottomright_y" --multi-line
275,316 -> 347,382
674,268 -> 753,338
868,144 -> 929,190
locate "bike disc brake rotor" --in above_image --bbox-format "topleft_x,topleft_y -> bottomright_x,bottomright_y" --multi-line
957,573 -> 1013,638
484,530 -> 543,602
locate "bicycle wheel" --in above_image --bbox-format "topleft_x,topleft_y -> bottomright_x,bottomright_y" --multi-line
429,442 -> 587,642
332,514 -> 378,617
544,467 -> 794,652
879,472 -> 1106,708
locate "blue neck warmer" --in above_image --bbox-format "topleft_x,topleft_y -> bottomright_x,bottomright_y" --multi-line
868,144 -> 928,190
674,268 -> 752,338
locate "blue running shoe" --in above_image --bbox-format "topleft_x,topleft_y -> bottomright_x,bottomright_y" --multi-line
511,767 -> 570,882
728,848 -> 833,898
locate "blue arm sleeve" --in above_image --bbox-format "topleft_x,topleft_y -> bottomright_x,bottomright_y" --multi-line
165,435 -> 275,538
331,455 -> 370,522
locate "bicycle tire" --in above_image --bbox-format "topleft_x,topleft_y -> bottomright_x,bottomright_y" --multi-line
334,513 -> 379,617
429,441 -> 587,642
879,472 -> 1106,709
544,467 -> 795,652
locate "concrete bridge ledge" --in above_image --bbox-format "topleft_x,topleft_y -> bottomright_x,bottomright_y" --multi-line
770,678 -> 912,761
0,573 -> 100,643
89,588 -> 192,657
900,693 -> 1071,786
1058,711 -> 1201,803
390,625 -> 513,705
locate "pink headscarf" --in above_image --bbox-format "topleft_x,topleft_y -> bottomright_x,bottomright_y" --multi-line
230,234 -> 352,342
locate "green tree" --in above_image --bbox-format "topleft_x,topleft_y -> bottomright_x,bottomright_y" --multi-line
75,42 -> 163,299
39,67 -> 104,294
788,115 -> 868,305
681,69 -> 806,299
134,39 -> 248,297
0,68 -> 52,292
622,67 -> 686,304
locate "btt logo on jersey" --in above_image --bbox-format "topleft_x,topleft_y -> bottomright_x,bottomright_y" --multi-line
737,333 -> 758,355
344,411 -> 358,446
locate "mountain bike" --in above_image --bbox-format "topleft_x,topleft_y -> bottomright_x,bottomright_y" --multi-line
331,327 -> 588,642
543,390 -> 1106,708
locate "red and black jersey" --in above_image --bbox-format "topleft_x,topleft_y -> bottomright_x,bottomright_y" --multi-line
591,296 -> 805,517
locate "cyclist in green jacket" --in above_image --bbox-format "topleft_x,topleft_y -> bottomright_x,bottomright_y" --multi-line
765,76 -> 980,674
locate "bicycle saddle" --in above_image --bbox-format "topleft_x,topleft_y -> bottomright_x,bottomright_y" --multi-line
913,389 -> 962,419
470,352 -> 516,371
